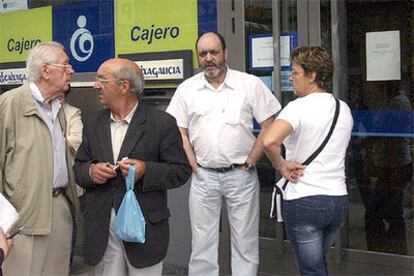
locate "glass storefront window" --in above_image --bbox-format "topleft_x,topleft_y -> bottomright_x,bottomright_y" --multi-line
245,0 -> 275,239
245,0 -> 414,258
280,0 -> 297,107
344,0 -> 414,256
320,0 -> 331,53
245,0 -> 297,239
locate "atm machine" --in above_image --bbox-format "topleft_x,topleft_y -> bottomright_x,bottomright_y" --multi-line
119,50 -> 193,112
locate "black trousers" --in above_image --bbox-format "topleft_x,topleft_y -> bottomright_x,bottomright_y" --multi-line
361,163 -> 412,254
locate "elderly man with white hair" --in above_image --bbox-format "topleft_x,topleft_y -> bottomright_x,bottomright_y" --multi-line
0,42 -> 80,276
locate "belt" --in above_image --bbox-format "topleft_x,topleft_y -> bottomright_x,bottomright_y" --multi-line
52,187 -> 66,197
198,163 -> 243,173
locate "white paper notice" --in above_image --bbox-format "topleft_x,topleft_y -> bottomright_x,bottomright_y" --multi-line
251,36 -> 273,68
366,31 -> 401,81
0,193 -> 19,233
280,35 -> 291,67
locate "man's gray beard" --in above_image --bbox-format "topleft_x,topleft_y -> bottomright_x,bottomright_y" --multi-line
203,63 -> 226,78
204,69 -> 220,78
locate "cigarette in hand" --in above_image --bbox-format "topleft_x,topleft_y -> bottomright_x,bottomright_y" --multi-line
113,157 -> 128,171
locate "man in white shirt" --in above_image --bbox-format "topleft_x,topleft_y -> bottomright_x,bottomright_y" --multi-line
167,32 -> 281,276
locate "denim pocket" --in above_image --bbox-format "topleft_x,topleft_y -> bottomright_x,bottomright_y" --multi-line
286,202 -> 326,243
296,202 -> 324,227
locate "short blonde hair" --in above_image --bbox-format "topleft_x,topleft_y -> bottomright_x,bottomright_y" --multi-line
290,46 -> 334,91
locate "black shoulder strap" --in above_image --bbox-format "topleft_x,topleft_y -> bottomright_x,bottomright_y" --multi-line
302,97 -> 340,165
282,97 -> 340,189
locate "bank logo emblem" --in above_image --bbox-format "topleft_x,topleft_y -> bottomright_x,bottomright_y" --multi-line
70,15 -> 94,62
52,1 -> 114,72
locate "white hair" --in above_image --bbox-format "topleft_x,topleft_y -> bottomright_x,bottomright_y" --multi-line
26,42 -> 65,82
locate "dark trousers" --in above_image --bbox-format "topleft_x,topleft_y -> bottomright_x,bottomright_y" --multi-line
361,163 -> 412,254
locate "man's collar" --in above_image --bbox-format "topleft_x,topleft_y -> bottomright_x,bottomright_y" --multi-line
29,82 -> 46,103
110,101 -> 139,124
29,82 -> 61,107
195,66 -> 236,90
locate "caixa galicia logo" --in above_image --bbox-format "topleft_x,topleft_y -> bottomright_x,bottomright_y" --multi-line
70,15 -> 94,62
53,1 -> 114,73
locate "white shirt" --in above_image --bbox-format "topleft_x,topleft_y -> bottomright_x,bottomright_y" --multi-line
167,68 -> 281,167
277,93 -> 354,200
110,102 -> 138,163
30,82 -> 68,189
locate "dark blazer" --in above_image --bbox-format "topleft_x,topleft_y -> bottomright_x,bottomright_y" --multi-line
73,102 -> 191,268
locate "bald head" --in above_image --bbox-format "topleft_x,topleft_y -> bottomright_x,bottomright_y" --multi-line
195,32 -> 226,52
101,58 -> 144,96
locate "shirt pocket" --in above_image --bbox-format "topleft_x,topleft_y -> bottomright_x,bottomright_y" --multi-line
223,93 -> 245,125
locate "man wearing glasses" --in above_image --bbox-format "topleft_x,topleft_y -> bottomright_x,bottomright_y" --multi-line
0,42 -> 80,275
73,58 -> 191,275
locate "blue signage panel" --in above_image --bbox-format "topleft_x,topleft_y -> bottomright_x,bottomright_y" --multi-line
52,0 -> 114,73
198,0 -> 217,36
352,109 -> 414,137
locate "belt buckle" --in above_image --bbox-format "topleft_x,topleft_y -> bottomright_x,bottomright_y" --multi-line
218,164 -> 237,173
217,167 -> 227,173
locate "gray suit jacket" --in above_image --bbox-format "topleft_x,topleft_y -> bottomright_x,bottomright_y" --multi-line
73,102 -> 191,268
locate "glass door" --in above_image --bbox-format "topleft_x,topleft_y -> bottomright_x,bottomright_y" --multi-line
244,0 -> 298,242
327,0 -> 414,272
242,0 -> 414,273
337,0 -> 414,260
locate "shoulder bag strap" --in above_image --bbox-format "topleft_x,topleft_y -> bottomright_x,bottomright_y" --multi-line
282,97 -> 340,189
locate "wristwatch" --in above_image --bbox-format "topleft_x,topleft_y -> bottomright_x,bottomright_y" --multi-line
243,162 -> 254,171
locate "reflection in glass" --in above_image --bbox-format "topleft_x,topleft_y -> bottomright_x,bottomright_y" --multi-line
245,0 -> 274,239
244,0 -> 297,239
346,0 -> 413,256
362,82 -> 413,254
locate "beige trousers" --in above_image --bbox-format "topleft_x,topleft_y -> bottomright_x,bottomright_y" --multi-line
94,208 -> 162,276
2,194 -> 73,276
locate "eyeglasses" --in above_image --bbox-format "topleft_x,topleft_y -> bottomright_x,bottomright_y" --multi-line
95,77 -> 123,85
46,63 -> 73,71
290,70 -> 302,78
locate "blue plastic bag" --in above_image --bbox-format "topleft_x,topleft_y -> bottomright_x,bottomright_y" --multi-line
114,165 -> 146,243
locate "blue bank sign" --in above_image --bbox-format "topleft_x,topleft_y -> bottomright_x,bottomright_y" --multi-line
0,68 -> 26,85
52,1 -> 114,73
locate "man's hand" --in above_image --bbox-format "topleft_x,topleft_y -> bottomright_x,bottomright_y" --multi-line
0,228 -> 13,259
275,160 -> 306,183
190,162 -> 199,173
118,158 -> 146,181
89,162 -> 117,184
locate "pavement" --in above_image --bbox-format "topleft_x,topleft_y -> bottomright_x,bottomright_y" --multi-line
69,256 -> 190,276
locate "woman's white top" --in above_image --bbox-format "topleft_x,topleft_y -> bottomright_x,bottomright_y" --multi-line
277,93 -> 354,200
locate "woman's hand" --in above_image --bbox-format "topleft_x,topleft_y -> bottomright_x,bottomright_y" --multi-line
275,160 -> 306,182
